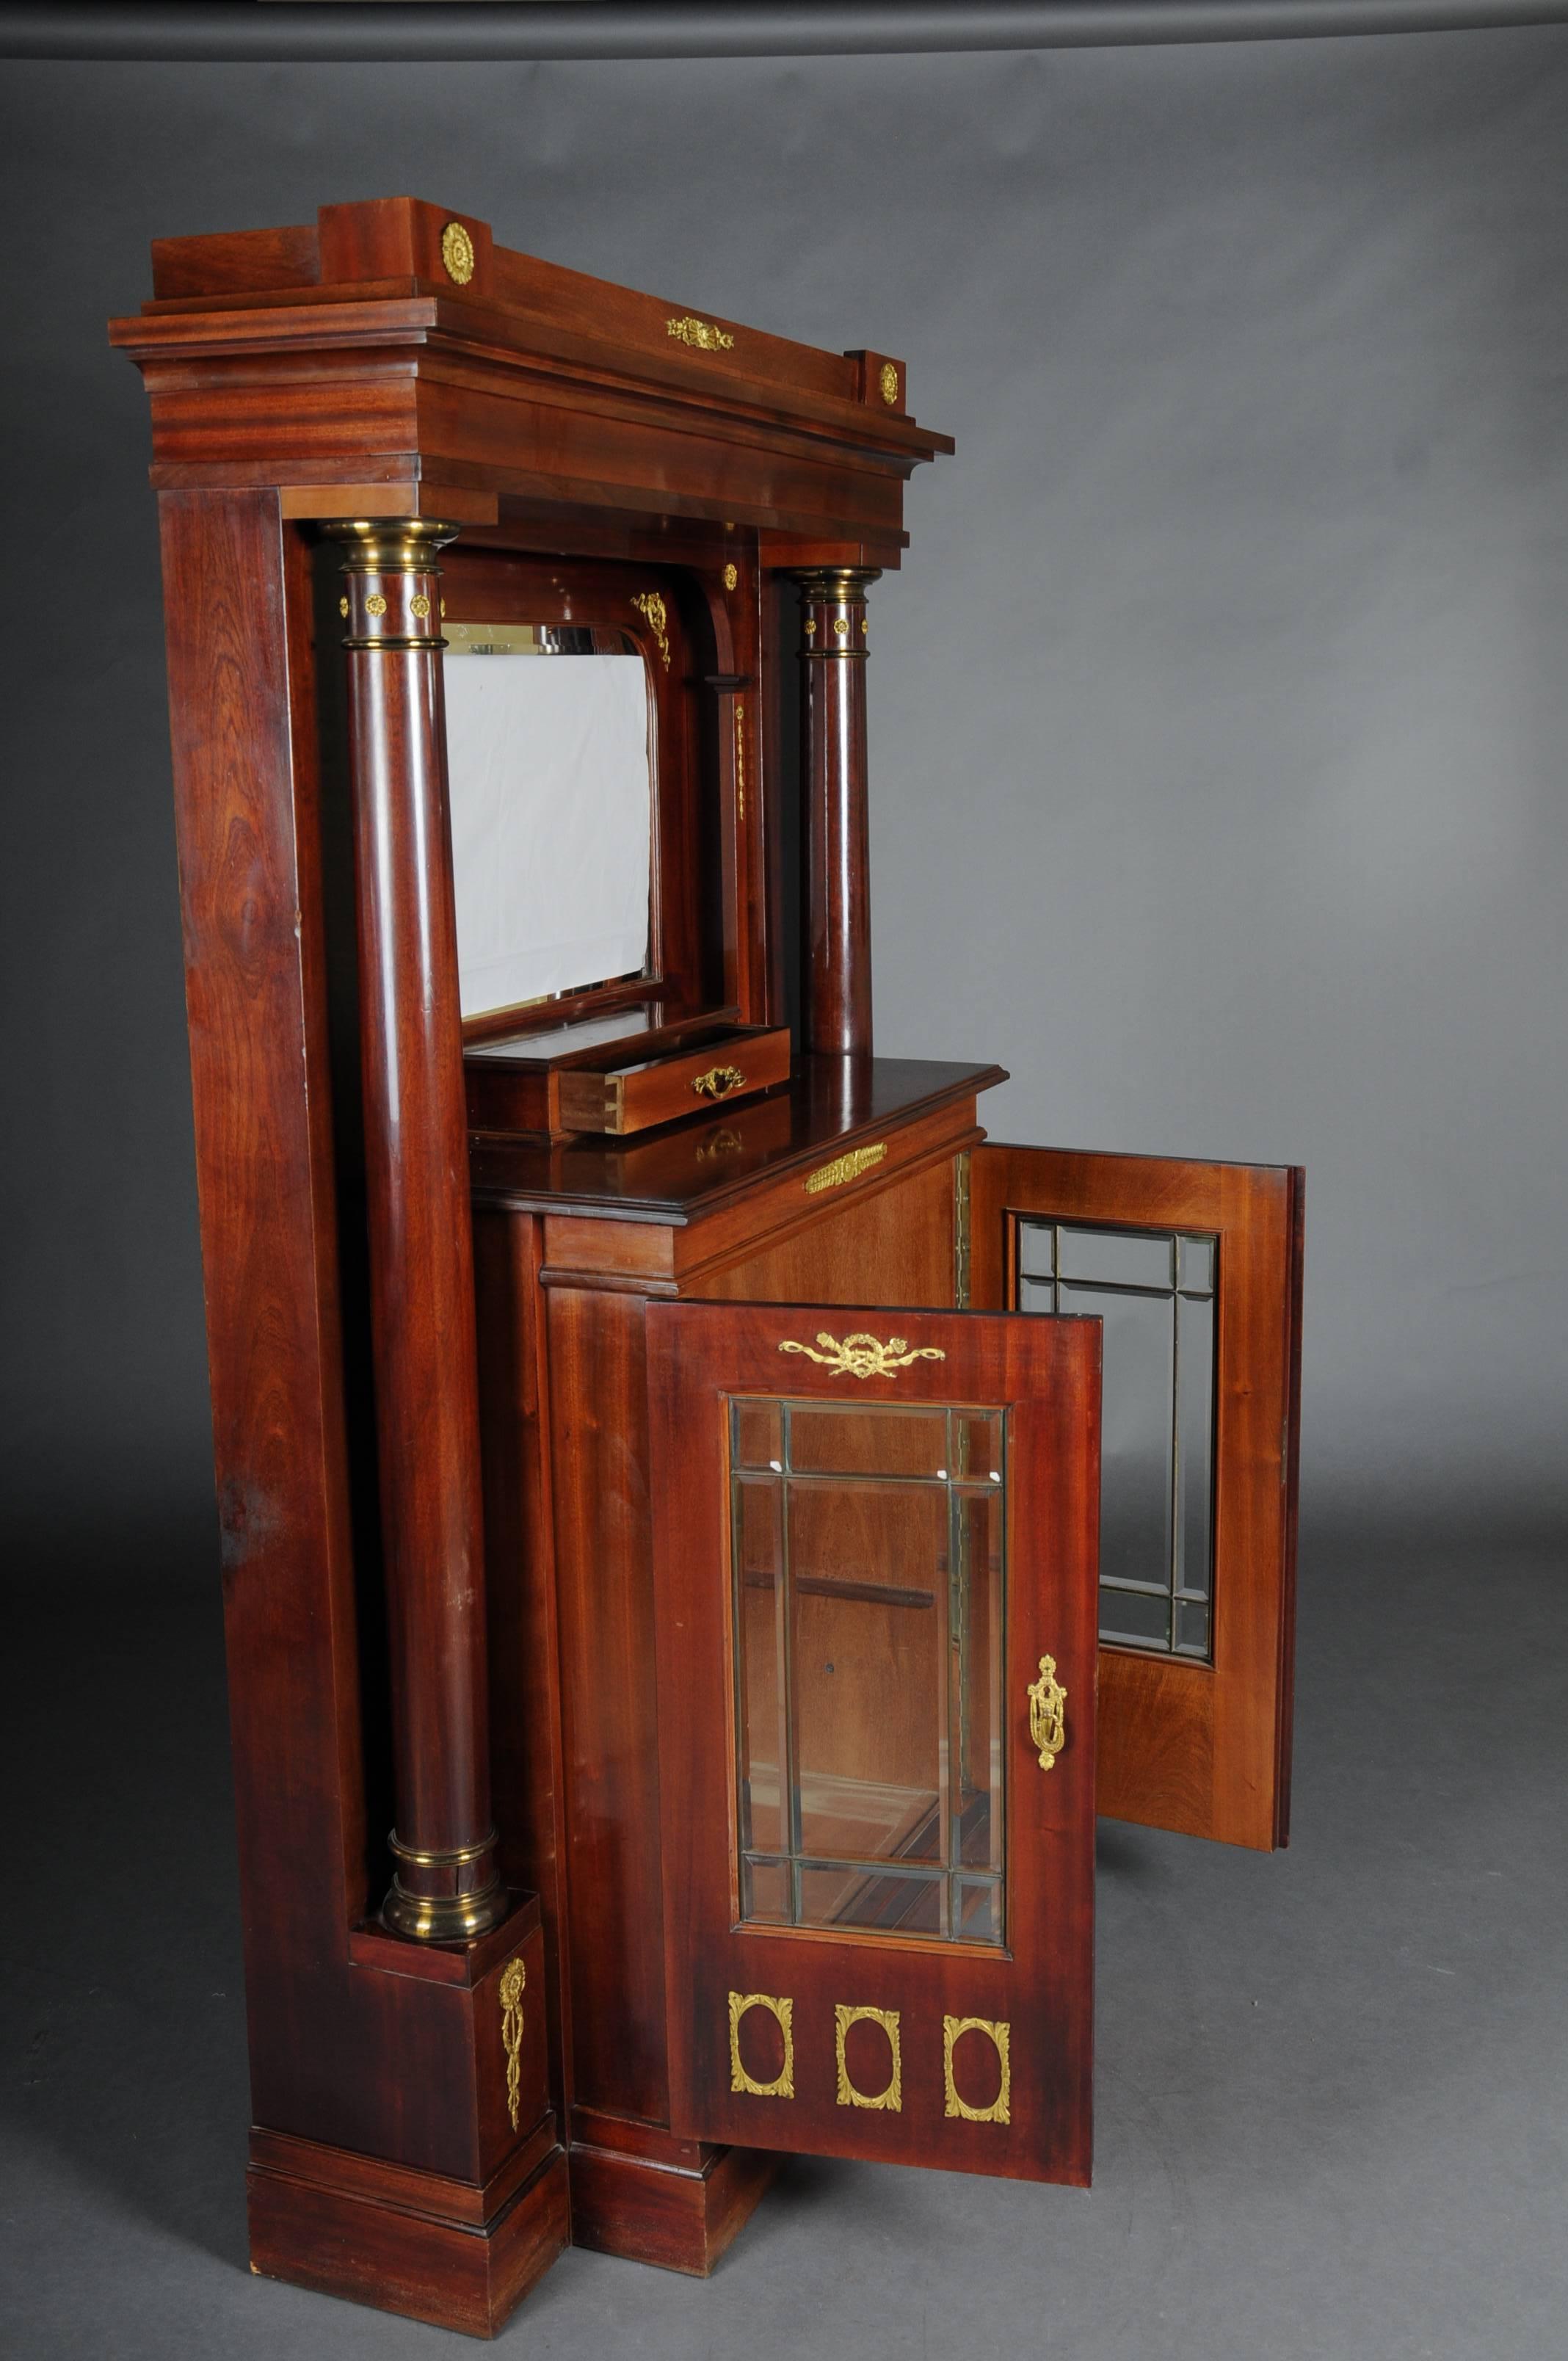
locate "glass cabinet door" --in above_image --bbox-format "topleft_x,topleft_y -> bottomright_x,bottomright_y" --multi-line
647,1300 -> 1100,2187
970,1145 -> 1304,1853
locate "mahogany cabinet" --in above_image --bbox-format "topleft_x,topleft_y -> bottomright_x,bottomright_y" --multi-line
112,197 -> 1302,2337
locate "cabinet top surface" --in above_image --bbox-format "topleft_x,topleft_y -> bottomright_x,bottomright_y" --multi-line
469,1055 -> 1005,1223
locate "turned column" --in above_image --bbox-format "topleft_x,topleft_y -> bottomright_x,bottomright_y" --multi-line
327,518 -> 505,1943
795,567 -> 880,1057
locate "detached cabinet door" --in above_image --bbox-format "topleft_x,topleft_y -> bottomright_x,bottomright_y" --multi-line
647,1301 -> 1100,2186
970,1146 -> 1304,1852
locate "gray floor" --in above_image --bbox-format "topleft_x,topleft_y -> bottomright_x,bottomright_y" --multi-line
4,1508 -> 1566,2360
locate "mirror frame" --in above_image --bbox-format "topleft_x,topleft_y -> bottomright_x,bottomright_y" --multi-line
440,547 -> 720,1045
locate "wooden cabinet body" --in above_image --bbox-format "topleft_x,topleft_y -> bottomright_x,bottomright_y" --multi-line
470,1056 -> 1301,2266
475,1062 -> 986,2260
111,198 -> 1303,2338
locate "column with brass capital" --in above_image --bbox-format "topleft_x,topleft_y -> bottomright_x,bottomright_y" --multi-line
326,518 -> 506,1943
795,567 -> 881,1058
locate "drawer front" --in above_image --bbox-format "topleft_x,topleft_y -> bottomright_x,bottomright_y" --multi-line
556,1027 -> 791,1136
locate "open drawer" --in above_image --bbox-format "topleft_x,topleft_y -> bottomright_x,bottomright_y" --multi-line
465,1012 -> 792,1139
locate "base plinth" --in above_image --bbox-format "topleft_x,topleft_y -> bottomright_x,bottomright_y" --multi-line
568,2130 -> 776,2275
247,2124 -> 568,2339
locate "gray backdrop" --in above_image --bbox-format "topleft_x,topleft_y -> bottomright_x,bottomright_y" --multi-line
3,29 -> 1565,1557
4,35 -> 1568,2361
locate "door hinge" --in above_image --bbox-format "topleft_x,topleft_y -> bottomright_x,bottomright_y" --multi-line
954,1150 -> 971,1310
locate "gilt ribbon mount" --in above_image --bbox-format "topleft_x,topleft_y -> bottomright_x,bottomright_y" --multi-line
778,1332 -> 947,1382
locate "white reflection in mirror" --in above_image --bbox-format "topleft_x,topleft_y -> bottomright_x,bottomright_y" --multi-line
444,626 -> 652,1018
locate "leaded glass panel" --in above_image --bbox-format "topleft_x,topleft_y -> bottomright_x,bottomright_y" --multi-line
1018,1218 -> 1217,1660
730,1399 -> 1006,1947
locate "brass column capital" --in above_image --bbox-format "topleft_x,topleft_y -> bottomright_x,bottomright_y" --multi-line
324,515 -> 463,571
325,516 -> 461,653
794,565 -> 881,659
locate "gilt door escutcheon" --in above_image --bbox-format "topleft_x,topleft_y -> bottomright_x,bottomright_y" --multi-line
692,1064 -> 747,1099
1028,1654 -> 1067,1771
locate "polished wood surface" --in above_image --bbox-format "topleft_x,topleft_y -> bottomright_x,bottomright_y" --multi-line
335,523 -> 502,1935
158,482 -> 366,2118
553,1025 -> 792,1137
470,1209 -> 772,2273
248,2130 -> 568,2340
544,1282 -> 671,2121
970,1144 -> 1304,1852
465,1009 -> 740,1136
568,2134 -> 777,2276
112,197 -> 954,548
154,487 -> 556,2231
464,1007 -> 716,1136
526,1096 -> 986,1305
647,1300 -> 1100,2186
473,1211 -> 574,2119
796,570 -> 877,1056
472,1055 -> 1005,1220
692,1147 -> 958,1307
151,195 -> 873,410
250,2114 -> 555,2230
118,200 -> 976,2324
493,1109 -> 980,2269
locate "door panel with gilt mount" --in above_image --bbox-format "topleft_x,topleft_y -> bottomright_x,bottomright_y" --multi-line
647,1299 -> 1100,2186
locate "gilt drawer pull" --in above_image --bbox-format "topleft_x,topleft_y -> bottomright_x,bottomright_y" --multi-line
1028,1654 -> 1067,1770
692,1064 -> 747,1100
